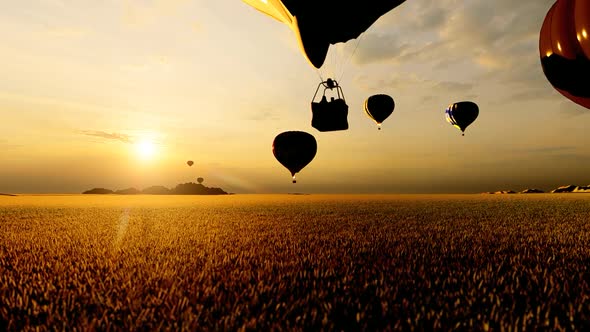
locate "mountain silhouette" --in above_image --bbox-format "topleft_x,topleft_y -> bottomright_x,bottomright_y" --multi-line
82,188 -> 113,194
485,185 -> 589,194
83,182 -> 228,195
141,186 -> 171,195
551,185 -> 578,193
114,188 -> 141,195
171,183 -> 227,195
551,185 -> 590,193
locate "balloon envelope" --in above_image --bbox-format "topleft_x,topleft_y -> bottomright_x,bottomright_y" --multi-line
197,177 -> 204,184
445,101 -> 479,135
539,0 -> 590,109
187,160 -> 194,167
242,0 -> 406,68
364,94 -> 395,127
272,131 -> 317,182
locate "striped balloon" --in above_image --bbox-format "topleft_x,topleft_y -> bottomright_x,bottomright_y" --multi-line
445,101 -> 479,136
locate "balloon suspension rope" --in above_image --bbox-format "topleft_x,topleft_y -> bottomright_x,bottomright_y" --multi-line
317,48 -> 336,83
316,68 -> 324,83
338,33 -> 364,83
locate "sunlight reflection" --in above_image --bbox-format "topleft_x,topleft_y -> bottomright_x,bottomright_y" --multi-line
114,208 -> 129,249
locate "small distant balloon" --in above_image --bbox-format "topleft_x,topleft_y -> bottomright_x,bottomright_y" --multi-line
187,160 -> 194,167
364,94 -> 395,130
272,131 -> 317,183
445,101 -> 479,136
197,177 -> 204,184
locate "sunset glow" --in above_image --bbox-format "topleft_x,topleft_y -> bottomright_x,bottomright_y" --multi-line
0,1 -> 588,194
3,2 -> 590,330
135,139 -> 156,160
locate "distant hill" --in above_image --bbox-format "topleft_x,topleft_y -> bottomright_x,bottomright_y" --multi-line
551,185 -> 578,193
520,189 -> 544,194
485,185 -> 589,194
83,188 -> 113,195
551,185 -> 590,193
83,182 -> 228,195
172,183 -> 227,195
114,188 -> 141,195
574,186 -> 590,193
142,186 -> 171,195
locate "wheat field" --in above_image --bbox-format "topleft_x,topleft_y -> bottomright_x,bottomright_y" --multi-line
1,194 -> 590,330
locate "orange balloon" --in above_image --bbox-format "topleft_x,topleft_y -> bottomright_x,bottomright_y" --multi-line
550,0 -> 579,59
540,0 -> 590,109
539,3 -> 555,58
575,0 -> 590,58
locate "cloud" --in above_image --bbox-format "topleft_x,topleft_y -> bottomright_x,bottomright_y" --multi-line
353,0 -> 555,84
354,73 -> 425,91
237,99 -> 282,122
434,81 -> 474,92
354,73 -> 473,97
377,0 -> 450,32
351,1 -> 554,97
244,109 -> 280,122
81,130 -> 133,143
352,33 -> 410,65
557,100 -> 590,118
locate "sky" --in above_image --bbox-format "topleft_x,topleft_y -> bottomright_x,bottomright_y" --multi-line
1,0 -> 589,194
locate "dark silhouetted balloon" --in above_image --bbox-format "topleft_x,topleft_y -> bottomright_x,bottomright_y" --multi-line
197,177 -> 204,184
539,0 -> 590,109
242,0 -> 407,68
445,101 -> 479,136
364,94 -> 395,130
272,131 -> 317,183
187,160 -> 194,167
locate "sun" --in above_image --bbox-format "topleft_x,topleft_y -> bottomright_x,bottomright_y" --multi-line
136,139 -> 156,160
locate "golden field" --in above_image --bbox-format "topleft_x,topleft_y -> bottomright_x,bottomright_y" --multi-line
1,194 -> 590,330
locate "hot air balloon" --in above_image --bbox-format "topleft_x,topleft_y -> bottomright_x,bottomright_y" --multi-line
242,0 -> 407,68
272,131 -> 317,183
364,94 -> 395,130
197,177 -> 204,184
445,101 -> 479,136
187,160 -> 194,167
539,0 -> 590,109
